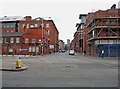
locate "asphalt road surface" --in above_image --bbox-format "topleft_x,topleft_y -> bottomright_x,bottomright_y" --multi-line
2,52 -> 118,87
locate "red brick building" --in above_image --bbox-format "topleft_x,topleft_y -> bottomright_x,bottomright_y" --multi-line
0,16 -> 59,55
71,4 -> 120,57
85,4 -> 120,57
70,14 -> 86,53
1,31 -> 23,55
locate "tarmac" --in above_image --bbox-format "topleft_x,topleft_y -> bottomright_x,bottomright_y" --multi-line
0,54 -> 119,72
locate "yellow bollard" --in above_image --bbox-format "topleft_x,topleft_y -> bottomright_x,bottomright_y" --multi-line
16,59 -> 22,69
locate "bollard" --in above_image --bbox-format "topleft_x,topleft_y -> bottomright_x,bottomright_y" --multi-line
16,59 -> 22,69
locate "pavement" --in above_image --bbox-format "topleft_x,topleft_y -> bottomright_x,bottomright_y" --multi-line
0,56 -> 28,71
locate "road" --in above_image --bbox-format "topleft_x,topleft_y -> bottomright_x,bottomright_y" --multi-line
2,52 -> 118,87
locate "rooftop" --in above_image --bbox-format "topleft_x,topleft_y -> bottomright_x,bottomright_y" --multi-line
0,16 -> 25,22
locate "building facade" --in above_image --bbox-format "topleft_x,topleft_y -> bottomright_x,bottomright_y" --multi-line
70,14 -> 87,52
71,4 -> 120,57
86,4 -> 120,57
1,32 -> 23,55
0,16 -> 59,55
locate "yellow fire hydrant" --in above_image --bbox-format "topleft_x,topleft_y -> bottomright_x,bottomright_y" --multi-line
16,57 -> 22,69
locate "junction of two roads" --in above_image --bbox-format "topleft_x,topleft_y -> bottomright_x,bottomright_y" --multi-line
1,52 -> 118,87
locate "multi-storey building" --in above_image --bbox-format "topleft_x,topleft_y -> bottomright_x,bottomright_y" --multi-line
86,4 -> 120,57
0,16 -> 59,55
71,4 -> 120,57
70,14 -> 86,52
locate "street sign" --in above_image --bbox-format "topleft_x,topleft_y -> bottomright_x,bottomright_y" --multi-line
20,48 -> 28,51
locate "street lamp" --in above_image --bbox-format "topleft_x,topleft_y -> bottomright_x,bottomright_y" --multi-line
41,17 -> 51,56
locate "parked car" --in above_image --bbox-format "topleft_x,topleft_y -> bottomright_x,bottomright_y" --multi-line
61,49 -> 66,53
69,50 -> 75,55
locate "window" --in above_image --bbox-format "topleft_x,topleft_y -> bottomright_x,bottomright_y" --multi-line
25,38 -> 29,43
36,47 -> 39,52
46,23 -> 50,28
22,24 -> 25,28
5,38 -> 9,43
48,30 -> 50,35
30,25 -> 34,28
11,25 -> 13,28
9,48 -> 13,52
111,18 -> 116,24
34,24 -> 38,28
27,24 -> 29,28
32,47 -> 35,52
0,38 -> 3,43
7,25 -> 9,28
32,38 -> 36,43
29,47 -> 32,52
92,30 -> 95,37
10,37 -> 14,43
16,37 -> 20,43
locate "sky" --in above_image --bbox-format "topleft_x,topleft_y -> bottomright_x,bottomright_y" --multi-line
1,0 -> 120,43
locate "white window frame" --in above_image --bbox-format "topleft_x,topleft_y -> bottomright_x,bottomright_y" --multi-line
9,48 -> 13,52
48,30 -> 50,35
25,38 -> 29,43
32,38 -> 36,43
36,47 -> 39,52
27,24 -> 29,28
16,37 -> 20,43
11,25 -> 13,28
34,24 -> 38,28
46,23 -> 50,28
29,47 -> 32,52
32,47 -> 35,52
10,37 -> 14,43
22,24 -> 25,28
30,25 -> 34,28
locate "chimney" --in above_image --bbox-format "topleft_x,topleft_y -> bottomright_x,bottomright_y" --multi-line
25,16 -> 32,21
111,4 -> 116,9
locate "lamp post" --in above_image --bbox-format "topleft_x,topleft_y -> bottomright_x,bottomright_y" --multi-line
41,17 -> 51,56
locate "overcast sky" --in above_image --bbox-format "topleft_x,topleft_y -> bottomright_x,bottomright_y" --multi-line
1,0 -> 119,43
